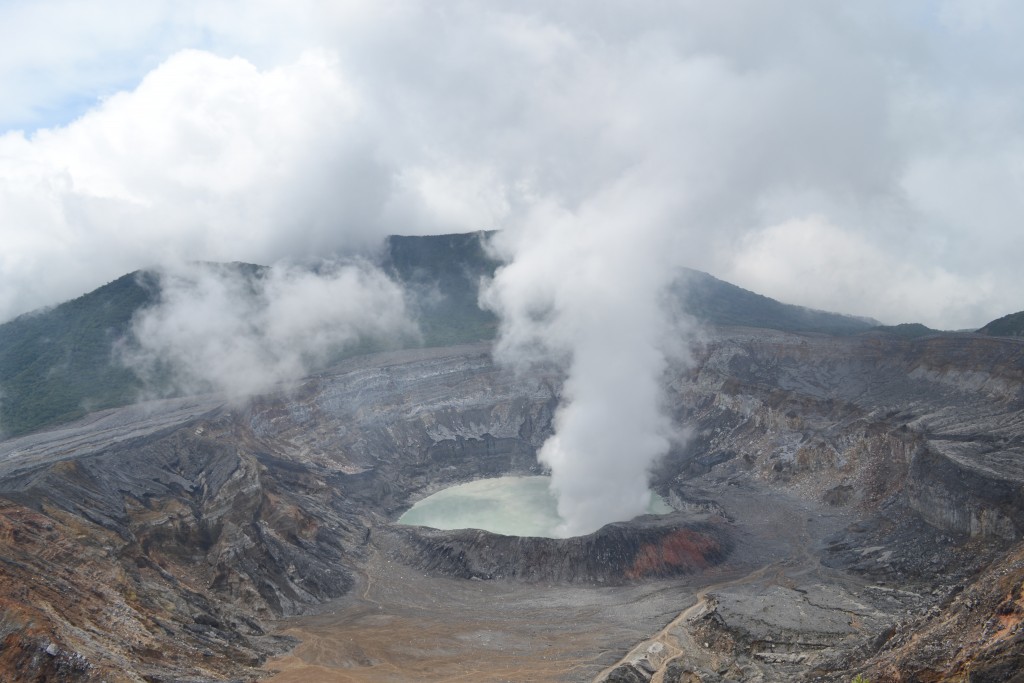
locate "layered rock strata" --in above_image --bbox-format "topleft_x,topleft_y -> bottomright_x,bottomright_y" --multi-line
0,330 -> 1021,680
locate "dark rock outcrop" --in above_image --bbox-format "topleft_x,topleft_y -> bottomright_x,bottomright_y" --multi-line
387,515 -> 732,584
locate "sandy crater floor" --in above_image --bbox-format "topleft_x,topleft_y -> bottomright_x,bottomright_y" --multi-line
266,554 -> 706,682
265,479 -> 861,683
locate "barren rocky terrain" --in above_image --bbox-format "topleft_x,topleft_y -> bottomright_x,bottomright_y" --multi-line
1,329 -> 1023,681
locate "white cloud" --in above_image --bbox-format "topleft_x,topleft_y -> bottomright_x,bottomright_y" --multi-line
385,162 -> 512,235
4,1 -> 1023,328
123,260 -> 418,399
0,0 -> 333,130
0,48 -> 390,320
724,215 -> 998,328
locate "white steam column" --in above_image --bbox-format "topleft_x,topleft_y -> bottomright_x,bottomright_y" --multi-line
481,181 -> 684,537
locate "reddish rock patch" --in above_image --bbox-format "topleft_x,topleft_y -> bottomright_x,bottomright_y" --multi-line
626,528 -> 720,579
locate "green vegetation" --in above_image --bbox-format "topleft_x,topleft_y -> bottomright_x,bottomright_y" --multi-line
0,236 -> 500,438
852,675 -> 870,683
866,322 -> 943,338
977,310 -> 1024,338
0,272 -> 156,437
383,231 -> 500,346
675,269 -> 878,335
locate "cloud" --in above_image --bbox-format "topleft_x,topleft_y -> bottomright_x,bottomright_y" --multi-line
4,2 -> 1024,328
0,37 -> 527,324
122,260 -> 417,399
0,48 -> 421,322
724,216 -> 997,328
4,0 -> 1024,530
0,0 -> 331,130
0,49 -> 365,320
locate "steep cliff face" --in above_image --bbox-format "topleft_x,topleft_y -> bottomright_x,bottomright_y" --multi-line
645,329 -> 1024,682
0,331 -> 1021,681
668,330 -> 1024,544
0,414 -> 358,681
863,542 -> 1024,682
387,516 -> 732,584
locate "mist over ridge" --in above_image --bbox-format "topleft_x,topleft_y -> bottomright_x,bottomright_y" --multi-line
3,227 -> 999,536
1,227 -> 1018,535
121,258 -> 419,400
0,230 -> 894,440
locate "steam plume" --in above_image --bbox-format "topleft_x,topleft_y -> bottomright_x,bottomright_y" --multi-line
482,181 -> 683,537
123,260 -> 417,399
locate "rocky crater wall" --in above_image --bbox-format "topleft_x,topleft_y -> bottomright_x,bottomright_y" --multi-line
668,329 -> 1024,543
386,514 -> 733,584
1,332 -> 1023,680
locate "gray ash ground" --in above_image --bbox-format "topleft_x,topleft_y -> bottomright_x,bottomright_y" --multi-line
2,333 -> 1023,681
263,469 -> 943,683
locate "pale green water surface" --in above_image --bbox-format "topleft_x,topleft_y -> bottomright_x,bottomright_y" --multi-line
397,475 -> 671,538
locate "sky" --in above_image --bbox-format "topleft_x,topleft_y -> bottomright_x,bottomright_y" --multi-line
1,0 -> 1023,330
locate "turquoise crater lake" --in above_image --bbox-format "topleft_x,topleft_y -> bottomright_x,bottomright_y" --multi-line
397,475 -> 672,539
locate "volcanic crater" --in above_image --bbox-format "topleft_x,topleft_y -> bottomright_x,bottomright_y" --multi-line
1,329 -> 1023,682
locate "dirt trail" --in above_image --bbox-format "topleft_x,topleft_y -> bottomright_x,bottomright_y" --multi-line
590,485 -> 852,683
591,561 -> 782,683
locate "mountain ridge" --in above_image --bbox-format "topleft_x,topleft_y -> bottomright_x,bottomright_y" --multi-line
978,310 -> 1024,338
0,231 -> 970,438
